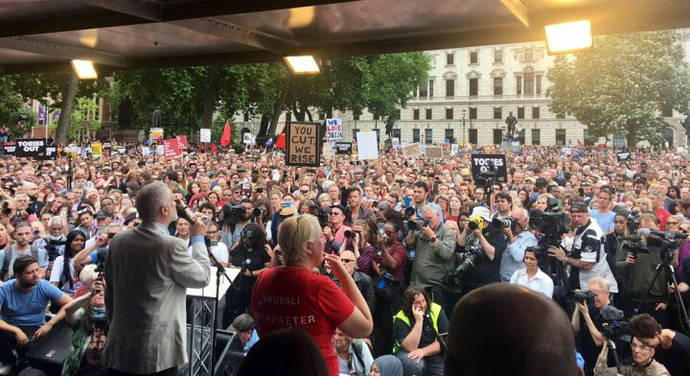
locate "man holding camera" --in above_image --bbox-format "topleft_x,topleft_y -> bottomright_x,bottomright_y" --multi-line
549,201 -> 618,296
406,205 -> 456,310
499,207 -> 537,282
456,206 -> 497,296
615,213 -> 669,323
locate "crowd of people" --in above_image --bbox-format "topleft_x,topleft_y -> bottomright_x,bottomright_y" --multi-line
1,141 -> 690,375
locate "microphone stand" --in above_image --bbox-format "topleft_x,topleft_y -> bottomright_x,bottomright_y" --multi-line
179,204 -> 235,376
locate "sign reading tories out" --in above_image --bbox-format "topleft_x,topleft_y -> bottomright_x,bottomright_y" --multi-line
470,154 -> 508,182
286,122 -> 321,167
15,138 -> 56,159
335,141 -> 353,154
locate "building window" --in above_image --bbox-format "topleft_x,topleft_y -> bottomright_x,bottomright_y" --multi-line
413,128 -> 420,143
531,129 -> 540,145
445,128 -> 454,143
413,109 -> 420,120
425,128 -> 433,144
446,53 -> 454,65
493,129 -> 503,144
494,49 -> 503,63
536,75 -> 542,95
517,107 -> 525,119
392,128 -> 401,140
469,78 -> 478,96
374,128 -> 381,144
426,108 -> 432,120
493,107 -> 502,120
469,128 -> 478,144
445,108 -> 453,120
532,106 -> 540,119
469,107 -> 477,120
524,73 -> 534,95
556,129 -> 566,145
419,82 -> 428,97
493,77 -> 503,96
525,48 -> 533,62
470,51 -> 478,64
446,79 -> 455,97
516,76 -> 522,95
613,134 -> 626,147
662,105 -> 673,117
352,128 -> 360,141
428,79 -> 434,98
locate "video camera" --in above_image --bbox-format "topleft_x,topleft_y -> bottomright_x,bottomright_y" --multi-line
44,238 -> 66,260
221,204 -> 247,226
529,203 -> 571,291
620,229 -> 688,261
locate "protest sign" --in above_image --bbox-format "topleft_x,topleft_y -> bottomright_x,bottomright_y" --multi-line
617,151 -> 630,162
163,139 -> 181,159
425,145 -> 444,159
356,131 -> 379,161
243,133 -> 256,145
200,128 -> 211,143
141,146 -> 151,156
15,138 -> 56,159
103,142 -> 112,149
2,145 -> 16,155
91,142 -> 103,156
325,118 -> 343,142
402,143 -> 422,158
470,154 -> 508,182
450,144 -> 459,156
286,122 -> 321,167
176,135 -> 188,149
150,128 -> 164,142
335,142 -> 353,155
156,145 -> 165,155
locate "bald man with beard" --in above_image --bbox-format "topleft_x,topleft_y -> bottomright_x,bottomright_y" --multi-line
445,283 -> 581,376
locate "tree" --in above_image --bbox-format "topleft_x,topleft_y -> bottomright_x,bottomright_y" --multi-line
548,30 -> 690,147
0,76 -> 29,134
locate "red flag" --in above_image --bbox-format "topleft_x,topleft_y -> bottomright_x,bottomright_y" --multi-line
210,143 -> 218,154
275,124 -> 287,150
220,120 -> 232,146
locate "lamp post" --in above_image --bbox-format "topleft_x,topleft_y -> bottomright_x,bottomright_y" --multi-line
462,108 -> 466,145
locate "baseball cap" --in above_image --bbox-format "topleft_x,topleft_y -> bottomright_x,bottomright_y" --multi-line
570,201 -> 588,214
470,206 -> 492,222
535,178 -> 548,188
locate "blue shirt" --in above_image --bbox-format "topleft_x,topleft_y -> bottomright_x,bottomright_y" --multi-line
499,231 -> 538,282
589,209 -> 615,234
0,279 -> 64,327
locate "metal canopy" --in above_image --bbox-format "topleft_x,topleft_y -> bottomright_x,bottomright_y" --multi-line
0,0 -> 689,74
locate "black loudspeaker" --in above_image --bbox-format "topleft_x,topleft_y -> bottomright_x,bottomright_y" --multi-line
179,326 -> 245,376
25,322 -> 73,375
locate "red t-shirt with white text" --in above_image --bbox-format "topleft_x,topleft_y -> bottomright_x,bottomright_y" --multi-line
251,266 -> 355,376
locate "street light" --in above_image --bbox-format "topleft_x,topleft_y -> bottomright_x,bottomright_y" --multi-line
462,108 -> 466,145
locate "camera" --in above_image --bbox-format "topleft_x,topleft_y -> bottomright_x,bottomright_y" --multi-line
600,306 -> 629,341
529,205 -> 571,290
45,238 -> 66,260
467,215 -> 485,231
444,234 -> 484,290
491,217 -> 512,229
626,210 -> 640,233
1,201 -> 11,215
571,290 -> 595,305
407,218 -> 430,232
221,204 -> 247,226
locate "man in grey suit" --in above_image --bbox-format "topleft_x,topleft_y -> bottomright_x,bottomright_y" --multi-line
104,181 -> 210,375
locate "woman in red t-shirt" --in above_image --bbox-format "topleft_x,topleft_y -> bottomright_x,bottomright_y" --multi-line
251,214 -> 373,376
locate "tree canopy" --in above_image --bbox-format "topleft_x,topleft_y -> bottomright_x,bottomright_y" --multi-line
547,30 -> 690,146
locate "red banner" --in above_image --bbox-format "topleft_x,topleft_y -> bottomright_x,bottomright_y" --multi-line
163,138 -> 181,160
175,135 -> 188,150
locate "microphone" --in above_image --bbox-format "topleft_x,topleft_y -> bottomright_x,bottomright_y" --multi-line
175,201 -> 196,225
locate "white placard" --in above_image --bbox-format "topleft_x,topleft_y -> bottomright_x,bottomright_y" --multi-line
200,128 -> 211,143
325,118 -> 343,142
356,131 -> 379,161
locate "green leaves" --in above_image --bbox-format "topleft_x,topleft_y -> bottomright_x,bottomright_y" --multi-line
547,30 -> 690,146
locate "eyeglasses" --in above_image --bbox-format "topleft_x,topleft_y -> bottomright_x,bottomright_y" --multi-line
328,212 -> 342,216
631,342 -> 655,352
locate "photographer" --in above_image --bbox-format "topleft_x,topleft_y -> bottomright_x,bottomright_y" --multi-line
220,199 -> 253,250
550,201 -> 618,296
615,213 -> 669,323
628,313 -> 690,376
73,224 -> 124,267
406,205 -> 455,308
455,206 -> 496,296
499,207 -> 537,282
34,216 -> 67,277
572,277 -> 619,376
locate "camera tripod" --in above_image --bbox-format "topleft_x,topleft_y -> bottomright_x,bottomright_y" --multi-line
635,250 -> 690,334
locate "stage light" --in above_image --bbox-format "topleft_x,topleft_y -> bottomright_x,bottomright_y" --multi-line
70,59 -> 98,79
283,55 -> 320,75
545,20 -> 593,54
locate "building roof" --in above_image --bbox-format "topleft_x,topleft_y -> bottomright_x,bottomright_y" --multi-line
0,0 -> 689,74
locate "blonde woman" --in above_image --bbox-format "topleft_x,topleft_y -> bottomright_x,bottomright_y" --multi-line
251,214 -> 373,376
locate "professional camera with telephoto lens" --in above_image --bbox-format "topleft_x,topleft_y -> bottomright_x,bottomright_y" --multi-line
570,290 -> 595,305
491,216 -> 512,229
402,206 -> 430,232
467,215 -> 485,231
626,210 -> 640,233
44,238 -> 66,260
600,305 -> 630,342
444,234 -> 483,290
620,230 -> 688,261
221,204 -> 247,226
